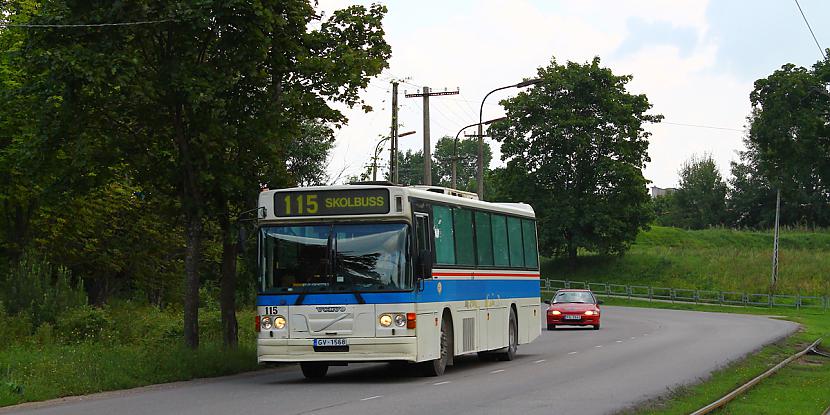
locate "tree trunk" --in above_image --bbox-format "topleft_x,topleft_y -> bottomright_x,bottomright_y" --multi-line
219,212 -> 239,350
183,214 -> 202,349
565,231 -> 578,262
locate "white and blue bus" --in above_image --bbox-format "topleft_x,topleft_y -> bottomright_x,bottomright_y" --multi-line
256,184 -> 541,378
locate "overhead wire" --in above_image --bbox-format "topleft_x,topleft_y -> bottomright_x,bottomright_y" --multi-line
793,0 -> 827,59
660,121 -> 743,132
0,19 -> 176,28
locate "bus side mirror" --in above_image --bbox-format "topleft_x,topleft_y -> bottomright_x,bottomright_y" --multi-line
418,250 -> 433,279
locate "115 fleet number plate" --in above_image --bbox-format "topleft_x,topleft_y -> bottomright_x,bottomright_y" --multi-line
313,338 -> 348,347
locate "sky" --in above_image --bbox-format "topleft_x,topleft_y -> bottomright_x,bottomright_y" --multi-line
317,0 -> 829,188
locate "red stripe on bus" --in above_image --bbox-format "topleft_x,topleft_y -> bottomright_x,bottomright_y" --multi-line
431,272 -> 540,278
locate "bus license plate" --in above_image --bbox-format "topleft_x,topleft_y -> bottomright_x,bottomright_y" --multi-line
314,338 -> 348,347
564,315 -> 581,320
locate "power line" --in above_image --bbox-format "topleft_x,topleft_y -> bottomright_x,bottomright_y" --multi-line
661,121 -> 744,132
0,19 -> 176,28
793,0 -> 827,59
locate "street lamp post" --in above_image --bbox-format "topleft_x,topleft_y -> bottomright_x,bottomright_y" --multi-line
477,78 -> 542,199
452,117 -> 506,189
372,131 -> 415,181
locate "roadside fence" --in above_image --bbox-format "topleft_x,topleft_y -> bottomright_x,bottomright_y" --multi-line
541,279 -> 829,312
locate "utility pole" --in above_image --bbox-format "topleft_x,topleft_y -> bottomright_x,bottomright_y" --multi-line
389,81 -> 399,183
422,87 -> 431,185
405,86 -> 459,185
771,187 -> 781,292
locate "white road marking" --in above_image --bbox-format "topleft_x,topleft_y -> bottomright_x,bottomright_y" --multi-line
630,337 -> 636,340
361,395 -> 382,401
616,340 -> 623,343
568,351 -> 578,355
534,359 -> 546,364
490,369 -> 505,374
644,333 -> 649,336
433,381 -> 451,386
595,345 -> 603,348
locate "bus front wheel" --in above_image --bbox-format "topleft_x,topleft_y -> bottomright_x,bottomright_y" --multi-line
422,317 -> 451,376
300,362 -> 328,380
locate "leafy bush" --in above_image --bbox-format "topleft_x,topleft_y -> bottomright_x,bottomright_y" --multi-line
0,311 -> 30,349
0,253 -> 86,326
56,306 -> 111,343
32,323 -> 55,346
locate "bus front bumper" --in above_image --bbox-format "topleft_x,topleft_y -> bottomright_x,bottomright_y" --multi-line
257,337 -> 417,363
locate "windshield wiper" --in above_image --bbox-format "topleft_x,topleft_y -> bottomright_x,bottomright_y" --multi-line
295,228 -> 333,306
333,236 -> 366,304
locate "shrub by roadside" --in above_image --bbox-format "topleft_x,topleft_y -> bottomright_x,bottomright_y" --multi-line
0,305 -> 258,407
0,255 -> 261,408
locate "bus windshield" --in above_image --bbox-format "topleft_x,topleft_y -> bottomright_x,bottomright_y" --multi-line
259,223 -> 411,293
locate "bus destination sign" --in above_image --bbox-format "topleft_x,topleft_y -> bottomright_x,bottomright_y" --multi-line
274,189 -> 390,217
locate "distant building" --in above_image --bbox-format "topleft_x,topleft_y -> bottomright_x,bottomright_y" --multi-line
650,186 -> 677,198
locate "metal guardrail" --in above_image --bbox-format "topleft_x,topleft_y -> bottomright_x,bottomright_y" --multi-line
541,279 -> 829,312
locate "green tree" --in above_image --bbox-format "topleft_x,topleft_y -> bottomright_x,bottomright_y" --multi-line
727,157 -> 777,228
13,0 -> 390,348
671,154 -> 728,229
33,182 -> 184,305
433,136 -> 492,193
287,121 -> 336,186
744,57 -> 830,227
489,57 -> 660,259
394,149 -> 433,186
652,192 -> 678,226
393,138 -> 492,191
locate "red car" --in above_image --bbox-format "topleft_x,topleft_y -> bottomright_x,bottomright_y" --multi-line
545,289 -> 602,330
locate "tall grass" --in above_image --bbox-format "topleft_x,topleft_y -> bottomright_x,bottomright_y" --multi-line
0,305 -> 259,407
542,226 -> 830,295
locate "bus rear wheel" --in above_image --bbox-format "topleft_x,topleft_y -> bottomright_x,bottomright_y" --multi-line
300,362 -> 328,380
422,316 -> 451,376
496,308 -> 518,361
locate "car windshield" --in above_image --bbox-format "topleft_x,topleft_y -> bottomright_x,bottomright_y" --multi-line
553,291 -> 595,304
259,223 -> 411,293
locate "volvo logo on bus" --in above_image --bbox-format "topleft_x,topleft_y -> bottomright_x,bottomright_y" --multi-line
316,306 -> 346,313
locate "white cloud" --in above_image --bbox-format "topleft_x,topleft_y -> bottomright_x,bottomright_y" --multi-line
316,0 -> 749,188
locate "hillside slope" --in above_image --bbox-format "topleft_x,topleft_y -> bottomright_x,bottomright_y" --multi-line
541,226 -> 830,295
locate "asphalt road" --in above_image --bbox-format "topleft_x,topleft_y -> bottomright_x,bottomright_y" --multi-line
7,306 -> 798,415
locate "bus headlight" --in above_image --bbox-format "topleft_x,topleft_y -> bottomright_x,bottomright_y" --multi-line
274,315 -> 286,329
379,314 -> 393,327
261,316 -> 272,330
394,314 -> 407,327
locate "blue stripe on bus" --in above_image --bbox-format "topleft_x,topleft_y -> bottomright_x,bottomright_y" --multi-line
256,279 -> 540,306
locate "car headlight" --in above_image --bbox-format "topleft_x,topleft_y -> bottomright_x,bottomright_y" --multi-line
549,310 -> 561,315
261,316 -> 272,330
379,314 -> 393,327
394,314 -> 407,327
274,315 -> 286,329
584,310 -> 597,316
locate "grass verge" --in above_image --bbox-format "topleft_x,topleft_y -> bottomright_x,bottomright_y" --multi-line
575,296 -> 830,415
0,307 -> 259,408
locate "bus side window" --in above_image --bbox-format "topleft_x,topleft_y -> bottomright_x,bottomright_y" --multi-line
415,213 -> 432,278
415,214 -> 430,253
